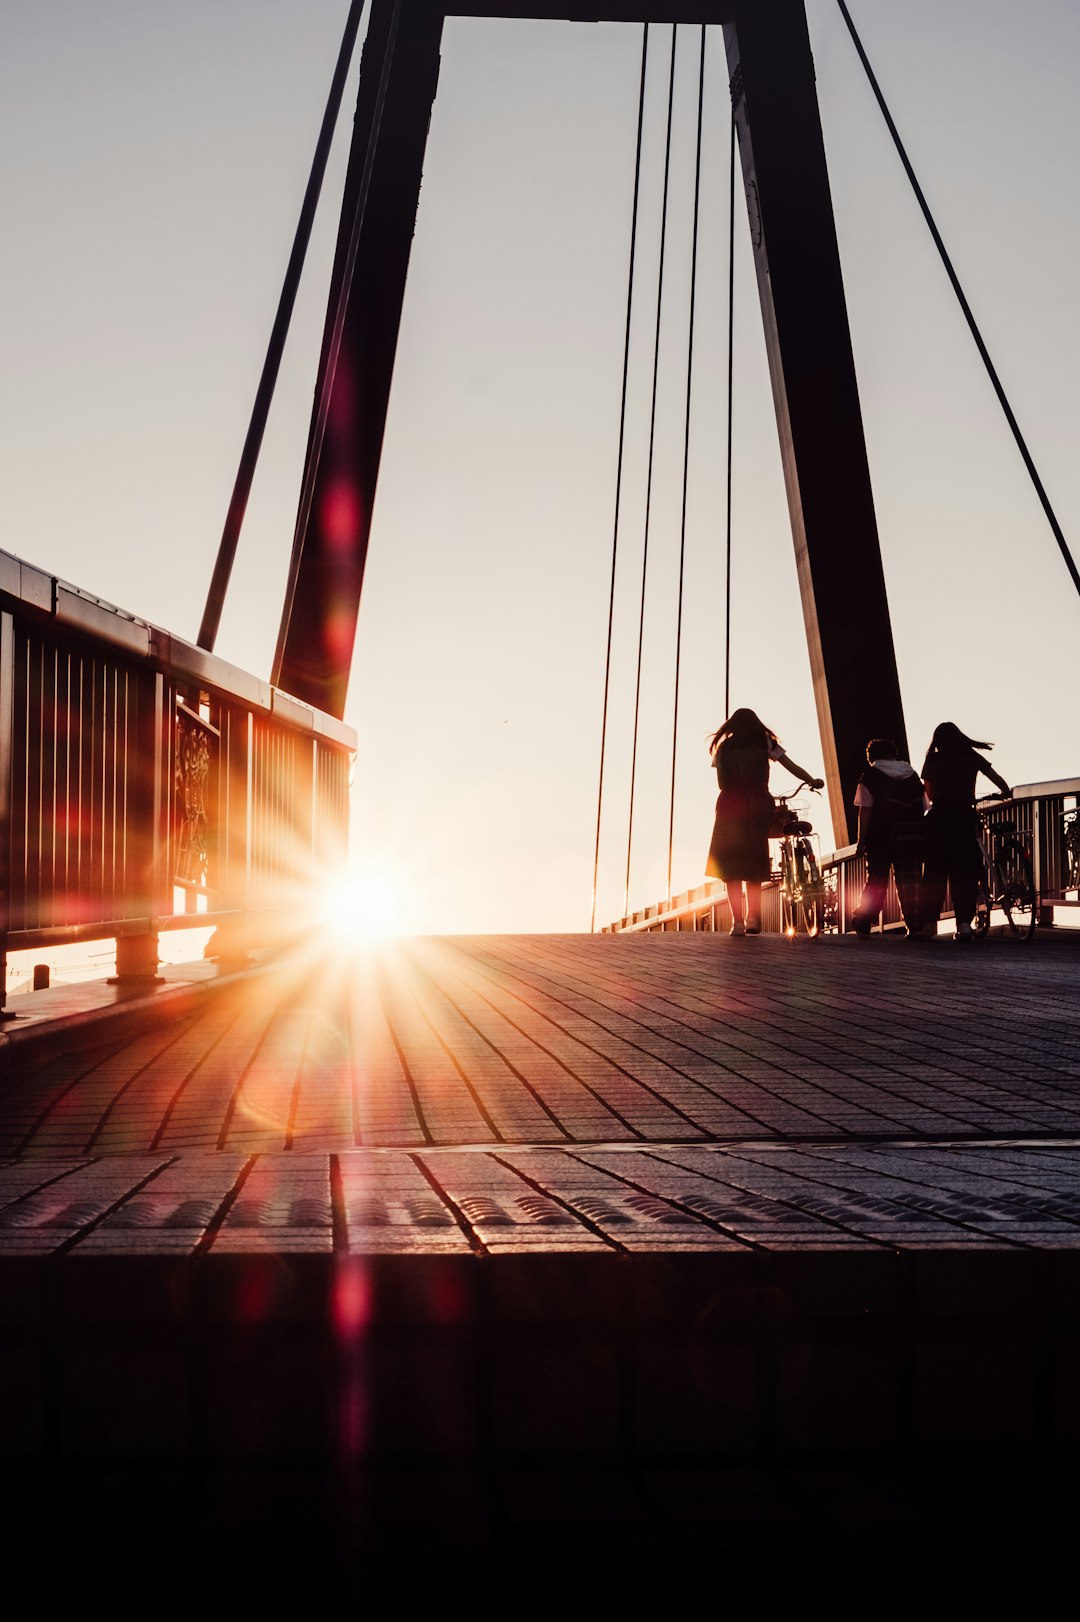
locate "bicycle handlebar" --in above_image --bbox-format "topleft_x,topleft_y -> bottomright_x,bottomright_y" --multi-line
775,785 -> 822,804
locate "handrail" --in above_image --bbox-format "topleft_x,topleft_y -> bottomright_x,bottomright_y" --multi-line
0,547 -> 355,747
0,548 -> 355,1007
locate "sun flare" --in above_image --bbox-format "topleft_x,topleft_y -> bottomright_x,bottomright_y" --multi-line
321,868 -> 403,942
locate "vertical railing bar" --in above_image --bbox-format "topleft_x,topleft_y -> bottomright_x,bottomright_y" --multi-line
103,661 -> 112,918
0,614 -> 15,1012
245,712 -> 253,920
75,653 -> 83,914
61,650 -> 70,914
114,666 -> 122,911
32,634 -> 45,929
45,645 -> 57,923
16,634 -> 28,932
111,665 -> 120,916
89,656 -> 99,923
150,672 -> 165,941
103,661 -> 112,917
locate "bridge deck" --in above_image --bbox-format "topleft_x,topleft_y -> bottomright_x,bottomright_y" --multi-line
4,932 -> 1080,1561
3,931 -> 1080,1255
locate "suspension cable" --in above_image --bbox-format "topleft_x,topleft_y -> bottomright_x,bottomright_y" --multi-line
724,104 -> 736,716
835,0 -> 1080,601
666,27 -> 707,905
624,25 -> 679,920
590,26 -> 651,934
199,0 -> 367,652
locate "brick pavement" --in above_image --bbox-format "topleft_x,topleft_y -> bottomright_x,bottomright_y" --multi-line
2,931 -> 1079,1254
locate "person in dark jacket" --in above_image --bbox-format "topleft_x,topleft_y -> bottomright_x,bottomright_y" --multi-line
852,738 -> 926,937
706,708 -> 823,936
921,722 -> 1011,942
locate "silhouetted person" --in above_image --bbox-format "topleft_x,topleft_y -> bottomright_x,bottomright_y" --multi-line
706,708 -> 823,936
852,738 -> 925,937
921,721 -> 1011,943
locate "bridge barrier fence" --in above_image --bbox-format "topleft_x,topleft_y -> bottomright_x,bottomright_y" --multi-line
603,779 -> 1080,936
0,549 -> 356,1004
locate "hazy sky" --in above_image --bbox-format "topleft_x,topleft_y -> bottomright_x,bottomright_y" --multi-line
3,0 -> 1079,933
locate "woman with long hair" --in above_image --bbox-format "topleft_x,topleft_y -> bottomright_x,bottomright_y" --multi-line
920,721 -> 1011,942
706,708 -> 823,936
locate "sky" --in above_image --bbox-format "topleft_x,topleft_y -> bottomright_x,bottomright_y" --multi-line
3,0 -> 1080,935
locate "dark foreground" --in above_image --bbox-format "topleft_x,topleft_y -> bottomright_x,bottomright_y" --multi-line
3,930 -> 1080,1563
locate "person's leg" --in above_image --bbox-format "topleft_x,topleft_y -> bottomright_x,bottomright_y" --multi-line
921,815 -> 947,931
950,827 -> 981,934
744,881 -> 763,932
853,854 -> 889,934
893,855 -> 923,931
727,880 -> 746,933
892,831 -> 924,932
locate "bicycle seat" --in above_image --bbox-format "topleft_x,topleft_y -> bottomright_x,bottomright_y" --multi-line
794,820 -> 813,835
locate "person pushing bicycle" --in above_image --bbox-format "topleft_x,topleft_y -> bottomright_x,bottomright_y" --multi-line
920,722 -> 1011,943
852,738 -> 926,938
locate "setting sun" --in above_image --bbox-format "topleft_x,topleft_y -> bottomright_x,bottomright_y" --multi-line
321,869 -> 403,942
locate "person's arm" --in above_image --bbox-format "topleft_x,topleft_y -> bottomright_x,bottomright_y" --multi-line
975,753 -> 1011,798
853,780 -> 873,851
776,750 -> 824,790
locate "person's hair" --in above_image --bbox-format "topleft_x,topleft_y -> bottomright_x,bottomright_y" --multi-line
866,738 -> 899,764
921,721 -> 992,775
708,707 -> 778,758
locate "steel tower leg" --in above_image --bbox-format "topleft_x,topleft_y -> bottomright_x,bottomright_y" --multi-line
274,0 -> 444,719
726,0 -> 906,845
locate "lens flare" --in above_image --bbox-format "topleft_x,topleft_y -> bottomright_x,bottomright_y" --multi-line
321,869 -> 402,942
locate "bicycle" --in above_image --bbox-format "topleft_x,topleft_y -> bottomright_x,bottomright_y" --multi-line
1063,806 -> 1080,893
772,792 -> 826,937
972,795 -> 1037,941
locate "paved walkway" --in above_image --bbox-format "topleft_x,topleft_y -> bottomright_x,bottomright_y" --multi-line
3,930 -> 1079,1256
6,930 -> 1080,1558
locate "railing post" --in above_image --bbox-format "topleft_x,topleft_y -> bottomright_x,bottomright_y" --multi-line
306,735 -> 318,893
0,613 -> 14,1017
109,670 -> 163,984
210,705 -> 254,965
1032,797 -> 1054,927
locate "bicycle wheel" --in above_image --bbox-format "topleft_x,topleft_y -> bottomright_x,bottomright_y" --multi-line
779,846 -> 798,935
1003,854 -> 1037,941
795,840 -> 823,937
972,877 -> 993,936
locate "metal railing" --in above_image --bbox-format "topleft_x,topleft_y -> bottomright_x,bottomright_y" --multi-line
603,779 -> 1080,935
0,548 -> 355,1003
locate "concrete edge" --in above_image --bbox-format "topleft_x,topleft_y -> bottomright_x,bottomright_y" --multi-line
0,956 -> 296,1072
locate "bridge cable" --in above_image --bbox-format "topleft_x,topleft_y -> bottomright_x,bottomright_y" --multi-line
589,25 -> 651,934
624,26 -> 679,921
835,0 -> 1080,601
724,103 -> 736,717
198,0 -> 367,652
666,26 -> 707,905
